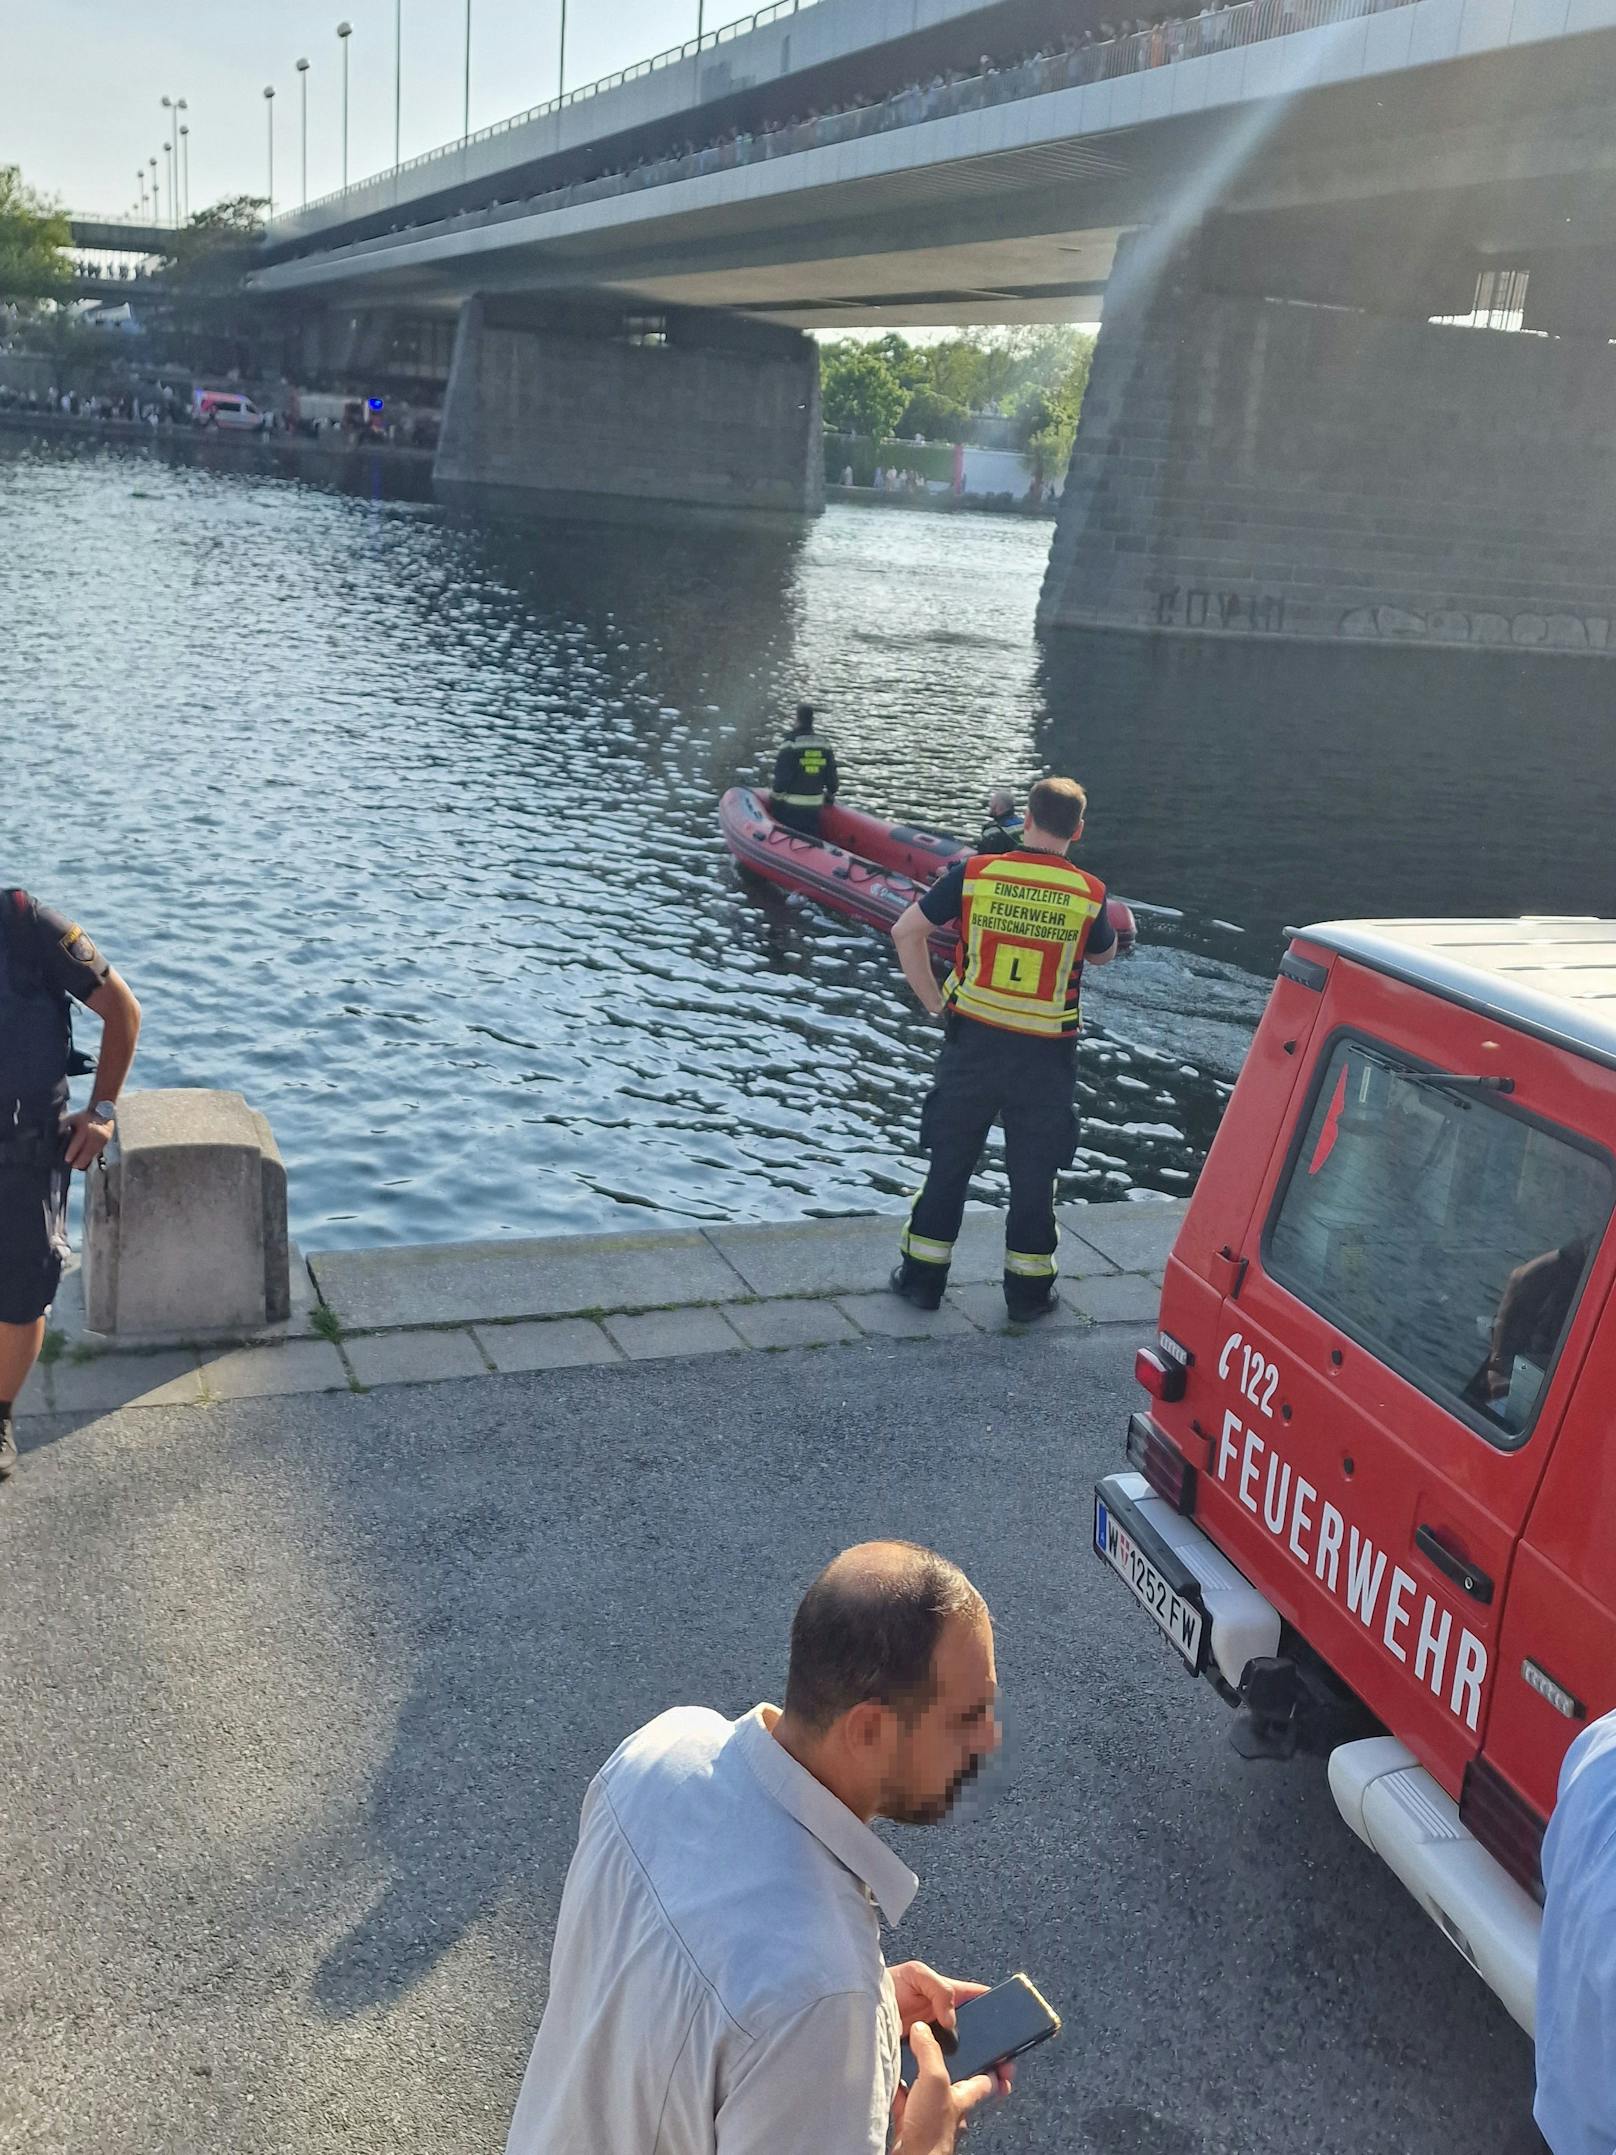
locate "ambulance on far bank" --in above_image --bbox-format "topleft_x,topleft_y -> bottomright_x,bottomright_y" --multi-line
1095,917 -> 1616,2034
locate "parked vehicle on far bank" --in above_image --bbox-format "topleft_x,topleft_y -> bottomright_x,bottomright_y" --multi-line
1093,916 -> 1616,2037
194,389 -> 267,432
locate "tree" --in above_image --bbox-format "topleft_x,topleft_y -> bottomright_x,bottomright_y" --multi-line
0,165 -> 70,308
898,384 -> 969,443
819,343 -> 908,442
161,195 -> 267,284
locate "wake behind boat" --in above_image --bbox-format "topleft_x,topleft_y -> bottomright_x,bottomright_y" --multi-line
719,787 -> 1137,961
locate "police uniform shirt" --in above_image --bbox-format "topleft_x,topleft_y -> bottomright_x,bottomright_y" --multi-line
4,895 -> 109,1110
920,856 -> 1118,957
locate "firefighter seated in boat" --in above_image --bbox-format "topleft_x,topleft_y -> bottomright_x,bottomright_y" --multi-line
977,788 -> 1025,854
770,703 -> 839,837
888,777 -> 1117,1321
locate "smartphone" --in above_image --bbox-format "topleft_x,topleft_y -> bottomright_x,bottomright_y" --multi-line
898,1972 -> 1062,2088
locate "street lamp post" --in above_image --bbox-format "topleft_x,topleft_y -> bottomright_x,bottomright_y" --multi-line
558,0 -> 567,98
296,58 -> 310,206
337,22 -> 353,189
263,87 -> 276,224
178,126 -> 191,221
162,141 -> 174,227
138,170 -> 148,216
160,96 -> 188,223
463,0 -> 472,141
149,155 -> 160,225
394,0 -> 403,168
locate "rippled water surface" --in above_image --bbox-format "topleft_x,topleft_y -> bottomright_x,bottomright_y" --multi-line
7,437 -> 1614,1249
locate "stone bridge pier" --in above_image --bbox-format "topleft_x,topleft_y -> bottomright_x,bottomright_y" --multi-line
1039,219 -> 1616,655
434,295 -> 823,522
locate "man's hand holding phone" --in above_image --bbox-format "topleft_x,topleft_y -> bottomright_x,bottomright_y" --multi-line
892,2021 -> 1011,2153
889,1963 -> 1013,2154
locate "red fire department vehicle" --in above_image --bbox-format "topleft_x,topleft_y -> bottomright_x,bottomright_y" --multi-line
1094,917 -> 1616,2036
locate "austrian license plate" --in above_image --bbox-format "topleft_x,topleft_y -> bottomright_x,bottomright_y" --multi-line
1094,1494 -> 1206,1671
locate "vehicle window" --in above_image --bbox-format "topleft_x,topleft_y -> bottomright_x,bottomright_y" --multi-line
1265,1034 -> 1611,1443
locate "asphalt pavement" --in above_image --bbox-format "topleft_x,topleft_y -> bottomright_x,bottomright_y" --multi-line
1,1329 -> 1537,2154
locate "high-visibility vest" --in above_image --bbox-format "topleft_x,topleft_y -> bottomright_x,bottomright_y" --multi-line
942,850 -> 1107,1039
773,733 -> 835,808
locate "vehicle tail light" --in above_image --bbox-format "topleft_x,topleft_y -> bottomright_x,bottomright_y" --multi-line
1459,1757 -> 1547,1904
1126,1411 -> 1197,1517
1135,1346 -> 1185,1403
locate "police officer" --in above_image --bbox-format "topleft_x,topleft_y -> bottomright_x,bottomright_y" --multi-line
888,778 -> 1116,1320
769,702 -> 839,837
977,787 -> 1025,854
0,890 -> 140,1480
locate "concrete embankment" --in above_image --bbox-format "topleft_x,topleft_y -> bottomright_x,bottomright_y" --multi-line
20,1199 -> 1181,1420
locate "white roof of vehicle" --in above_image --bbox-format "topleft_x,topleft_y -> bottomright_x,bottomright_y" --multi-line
1300,918 -> 1616,1072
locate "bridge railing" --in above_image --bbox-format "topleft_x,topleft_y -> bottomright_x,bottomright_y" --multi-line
277,0 -> 1413,249
290,0 -> 821,226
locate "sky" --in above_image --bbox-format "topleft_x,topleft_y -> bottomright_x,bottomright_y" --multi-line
2,0 -> 728,216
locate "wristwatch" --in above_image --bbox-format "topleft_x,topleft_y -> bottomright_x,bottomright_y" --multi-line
93,1100 -> 119,1125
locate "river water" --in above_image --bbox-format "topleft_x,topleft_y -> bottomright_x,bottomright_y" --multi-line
6,435 -> 1613,1250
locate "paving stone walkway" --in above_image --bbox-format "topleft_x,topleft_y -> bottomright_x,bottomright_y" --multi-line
20,1199 -> 1184,1420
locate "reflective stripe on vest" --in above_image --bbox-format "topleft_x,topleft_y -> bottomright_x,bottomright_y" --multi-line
942,851 -> 1105,1038
775,793 -> 825,808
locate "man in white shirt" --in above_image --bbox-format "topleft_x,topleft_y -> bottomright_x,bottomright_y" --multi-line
1534,1708 -> 1616,2153
505,1540 -> 1014,2155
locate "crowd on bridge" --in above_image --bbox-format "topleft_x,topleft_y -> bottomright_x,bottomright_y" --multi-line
68,258 -> 156,282
364,0 -> 1413,245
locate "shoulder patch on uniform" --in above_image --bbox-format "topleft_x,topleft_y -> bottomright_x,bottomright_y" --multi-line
59,923 -> 100,968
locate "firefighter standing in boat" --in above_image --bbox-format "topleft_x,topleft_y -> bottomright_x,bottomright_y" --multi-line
889,778 -> 1116,1320
0,890 -> 140,1482
770,702 -> 839,837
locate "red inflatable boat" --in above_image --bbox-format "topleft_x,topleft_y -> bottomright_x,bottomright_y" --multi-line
718,788 -> 1137,963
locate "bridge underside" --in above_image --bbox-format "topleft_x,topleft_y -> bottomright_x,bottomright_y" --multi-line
257,19 -> 1616,641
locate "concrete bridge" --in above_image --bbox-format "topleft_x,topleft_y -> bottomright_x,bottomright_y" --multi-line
242,0 -> 1616,652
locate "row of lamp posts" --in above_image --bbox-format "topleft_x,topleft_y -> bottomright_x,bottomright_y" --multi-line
257,3 -> 716,230
132,97 -> 189,224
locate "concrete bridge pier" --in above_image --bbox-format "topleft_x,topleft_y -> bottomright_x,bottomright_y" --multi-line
434,296 -> 823,523
1039,223 -> 1616,655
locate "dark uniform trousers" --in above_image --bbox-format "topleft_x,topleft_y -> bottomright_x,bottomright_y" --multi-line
902,1016 -> 1079,1315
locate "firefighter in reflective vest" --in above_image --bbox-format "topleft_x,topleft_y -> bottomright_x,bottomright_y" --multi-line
0,890 -> 141,1484
888,778 -> 1117,1320
770,703 -> 839,837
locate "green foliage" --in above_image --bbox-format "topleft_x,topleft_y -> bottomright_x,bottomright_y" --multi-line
820,326 -> 1096,454
0,165 -> 70,307
819,343 -> 909,443
162,195 -> 267,286
897,385 -> 970,443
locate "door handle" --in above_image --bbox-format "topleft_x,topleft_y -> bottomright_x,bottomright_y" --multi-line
1415,1525 -> 1495,1605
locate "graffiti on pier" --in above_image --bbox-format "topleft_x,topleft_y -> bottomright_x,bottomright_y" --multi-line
1155,588 -> 1286,633
1340,605 -> 1611,651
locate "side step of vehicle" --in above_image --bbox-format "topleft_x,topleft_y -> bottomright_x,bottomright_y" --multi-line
1328,1737 -> 1540,2036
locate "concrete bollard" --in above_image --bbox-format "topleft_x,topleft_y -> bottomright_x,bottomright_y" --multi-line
83,1089 -> 290,1337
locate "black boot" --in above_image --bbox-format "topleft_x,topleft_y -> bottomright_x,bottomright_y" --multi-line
1005,1283 -> 1059,1323
889,1261 -> 946,1312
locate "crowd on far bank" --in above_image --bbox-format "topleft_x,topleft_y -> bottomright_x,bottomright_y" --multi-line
0,381 -> 193,427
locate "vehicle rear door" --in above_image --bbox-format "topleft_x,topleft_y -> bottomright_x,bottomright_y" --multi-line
1196,956 -> 1615,1797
